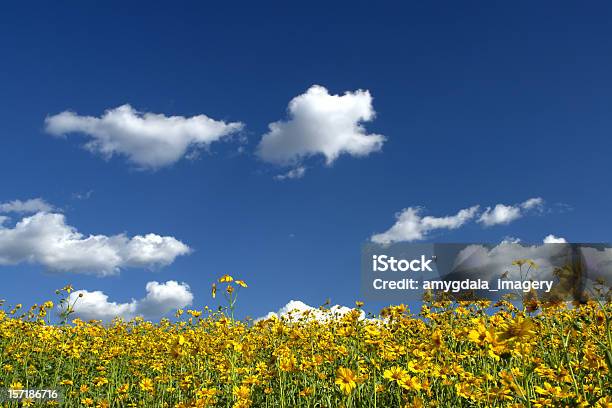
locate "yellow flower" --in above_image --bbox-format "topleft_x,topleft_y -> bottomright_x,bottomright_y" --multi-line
468,322 -> 495,346
335,367 -> 357,394
534,382 -> 564,398
235,280 -> 248,288
299,387 -> 313,397
9,381 -> 23,390
383,366 -> 408,383
219,274 -> 234,283
497,316 -> 536,343
196,387 -> 218,400
211,283 -> 217,299
233,385 -> 250,400
594,396 -> 612,408
455,383 -> 475,399
405,397 -> 425,408
96,400 -> 110,408
242,375 -> 260,386
431,329 -> 444,348
81,398 -> 94,407
93,376 -> 108,387
407,360 -> 424,374
398,375 -> 422,392
279,354 -> 297,372
139,378 -> 154,393
117,383 -> 130,394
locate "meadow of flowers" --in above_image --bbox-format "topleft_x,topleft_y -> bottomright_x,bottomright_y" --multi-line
0,273 -> 611,407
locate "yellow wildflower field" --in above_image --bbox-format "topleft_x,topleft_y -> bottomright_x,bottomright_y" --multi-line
0,283 -> 611,407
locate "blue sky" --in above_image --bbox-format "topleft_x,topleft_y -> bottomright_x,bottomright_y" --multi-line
1,1 -> 611,320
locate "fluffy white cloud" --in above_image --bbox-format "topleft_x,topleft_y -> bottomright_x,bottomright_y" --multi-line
543,234 -> 567,243
274,166 -> 306,181
478,204 -> 522,226
62,280 -> 193,322
371,206 -> 480,244
0,212 -> 190,275
478,197 -> 544,227
256,85 -> 385,166
0,198 -> 54,214
257,300 -> 364,322
45,104 -> 244,169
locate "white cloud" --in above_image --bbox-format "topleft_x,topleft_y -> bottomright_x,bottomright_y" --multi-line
543,234 -> 567,243
478,204 -> 522,226
0,198 -> 54,214
0,212 -> 190,275
371,206 -> 479,244
256,85 -> 385,167
62,280 -> 193,322
45,104 -> 244,169
257,300 -> 364,322
478,197 -> 544,227
501,236 -> 522,244
274,166 -> 306,181
522,197 -> 544,210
